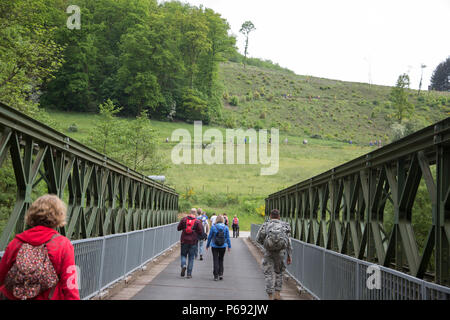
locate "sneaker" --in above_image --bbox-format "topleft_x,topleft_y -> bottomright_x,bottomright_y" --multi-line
200,255 -> 203,261
181,266 -> 186,277
219,276 -> 223,280
186,274 -> 192,279
214,276 -> 218,281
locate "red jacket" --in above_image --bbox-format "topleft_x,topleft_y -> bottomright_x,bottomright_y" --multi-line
177,215 -> 203,245
0,226 -> 80,300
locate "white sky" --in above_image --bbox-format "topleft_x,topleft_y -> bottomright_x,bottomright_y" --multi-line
175,0 -> 450,90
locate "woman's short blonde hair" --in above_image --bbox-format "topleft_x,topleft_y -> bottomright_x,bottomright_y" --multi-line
25,194 -> 67,228
216,215 -> 224,224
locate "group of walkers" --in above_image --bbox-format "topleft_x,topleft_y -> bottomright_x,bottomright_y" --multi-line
177,207 -> 293,301
177,208 -> 240,281
0,194 -> 292,301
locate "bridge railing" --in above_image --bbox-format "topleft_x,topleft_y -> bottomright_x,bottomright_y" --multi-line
250,224 -> 450,300
0,222 -> 179,300
72,222 -> 178,299
0,102 -> 179,250
265,117 -> 450,286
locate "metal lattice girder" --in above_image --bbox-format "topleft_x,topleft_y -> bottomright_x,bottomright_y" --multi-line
266,117 -> 450,286
0,102 -> 178,250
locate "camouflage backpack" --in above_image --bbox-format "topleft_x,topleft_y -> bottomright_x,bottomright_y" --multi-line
263,221 -> 289,252
4,234 -> 60,300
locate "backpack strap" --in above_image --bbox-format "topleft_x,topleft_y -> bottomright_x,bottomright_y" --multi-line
44,233 -> 60,300
44,234 -> 60,245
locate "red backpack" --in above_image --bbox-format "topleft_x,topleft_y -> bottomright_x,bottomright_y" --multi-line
185,215 -> 196,234
4,234 -> 60,300
233,217 -> 239,225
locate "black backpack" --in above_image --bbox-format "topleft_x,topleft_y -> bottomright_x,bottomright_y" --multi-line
214,227 -> 225,246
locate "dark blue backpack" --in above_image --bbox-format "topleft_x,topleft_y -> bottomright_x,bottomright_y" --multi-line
214,226 -> 225,246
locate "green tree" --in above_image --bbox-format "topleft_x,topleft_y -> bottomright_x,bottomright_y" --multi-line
123,110 -> 167,173
239,21 -> 256,68
84,99 -> 124,157
390,73 -> 414,123
180,6 -> 211,88
0,0 -> 64,121
430,56 -> 450,92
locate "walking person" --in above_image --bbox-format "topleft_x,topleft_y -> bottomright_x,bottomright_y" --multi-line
177,208 -> 204,279
223,213 -> 229,227
0,194 -> 80,300
206,215 -> 231,281
210,212 -> 217,225
196,208 -> 208,261
232,215 -> 240,238
256,209 -> 292,300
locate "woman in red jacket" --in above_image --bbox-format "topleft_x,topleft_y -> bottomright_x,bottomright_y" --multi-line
0,194 -> 80,300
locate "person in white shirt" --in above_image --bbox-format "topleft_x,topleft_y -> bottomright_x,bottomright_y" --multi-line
210,213 -> 217,225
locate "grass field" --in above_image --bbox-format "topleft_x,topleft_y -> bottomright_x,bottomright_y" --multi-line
49,110 -> 374,229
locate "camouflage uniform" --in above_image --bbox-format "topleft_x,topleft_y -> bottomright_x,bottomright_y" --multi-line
256,219 -> 292,294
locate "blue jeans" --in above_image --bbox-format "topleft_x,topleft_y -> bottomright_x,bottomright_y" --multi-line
180,243 -> 197,275
198,240 -> 205,256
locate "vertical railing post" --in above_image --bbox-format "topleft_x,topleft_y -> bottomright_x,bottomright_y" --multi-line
140,230 -> 145,265
355,262 -> 360,300
421,282 -> 427,300
123,233 -> 129,277
98,237 -> 106,293
152,227 -> 157,259
301,243 -> 305,283
322,249 -> 326,299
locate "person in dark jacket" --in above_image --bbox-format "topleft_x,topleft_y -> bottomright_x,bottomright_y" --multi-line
0,194 -> 80,300
231,215 -> 239,238
177,208 -> 204,278
206,215 -> 231,281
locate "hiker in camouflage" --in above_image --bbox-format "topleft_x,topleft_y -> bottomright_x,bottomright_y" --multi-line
256,209 -> 292,300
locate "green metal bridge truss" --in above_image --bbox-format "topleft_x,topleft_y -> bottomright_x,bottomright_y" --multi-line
266,117 -> 450,286
0,102 -> 178,251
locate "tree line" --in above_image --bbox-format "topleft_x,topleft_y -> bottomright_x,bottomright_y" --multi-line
0,0 -> 240,124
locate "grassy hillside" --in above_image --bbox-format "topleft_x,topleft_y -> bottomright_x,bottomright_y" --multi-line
219,62 -> 450,144
44,62 -> 450,230
49,111 -> 374,230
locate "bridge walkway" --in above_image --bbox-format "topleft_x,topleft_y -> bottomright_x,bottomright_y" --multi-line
108,232 -> 308,300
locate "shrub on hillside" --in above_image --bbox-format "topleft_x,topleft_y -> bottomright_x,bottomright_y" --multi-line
230,95 -> 239,106
224,114 -> 237,128
180,89 -> 210,123
391,122 -> 406,141
68,123 -> 78,132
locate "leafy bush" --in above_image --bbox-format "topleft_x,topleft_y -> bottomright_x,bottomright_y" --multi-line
68,123 -> 78,132
229,95 -> 239,106
254,120 -> 264,130
224,114 -> 237,128
391,122 -> 406,141
180,89 -> 210,123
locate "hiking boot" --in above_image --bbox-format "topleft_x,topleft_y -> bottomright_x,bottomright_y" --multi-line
267,293 -> 273,300
200,255 -> 203,261
181,266 -> 186,277
274,291 -> 281,300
